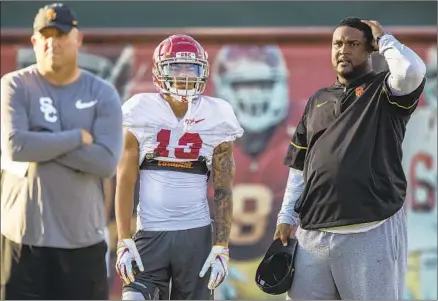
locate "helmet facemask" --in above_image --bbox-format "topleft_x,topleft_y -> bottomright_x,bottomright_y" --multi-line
153,58 -> 209,103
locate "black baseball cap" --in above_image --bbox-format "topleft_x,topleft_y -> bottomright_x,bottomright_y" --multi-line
33,3 -> 78,34
255,237 -> 298,295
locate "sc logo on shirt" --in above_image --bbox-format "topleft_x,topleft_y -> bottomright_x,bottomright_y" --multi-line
39,97 -> 58,123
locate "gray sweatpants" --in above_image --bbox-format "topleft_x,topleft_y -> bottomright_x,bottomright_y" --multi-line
122,224 -> 213,300
288,208 -> 407,300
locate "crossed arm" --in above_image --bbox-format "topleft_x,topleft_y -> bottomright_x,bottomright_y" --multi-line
1,75 -> 123,178
212,141 -> 236,247
54,90 -> 123,178
1,76 -> 84,162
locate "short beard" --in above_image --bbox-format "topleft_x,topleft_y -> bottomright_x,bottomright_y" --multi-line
340,60 -> 371,80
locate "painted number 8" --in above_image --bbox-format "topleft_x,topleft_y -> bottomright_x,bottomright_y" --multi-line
229,184 -> 273,245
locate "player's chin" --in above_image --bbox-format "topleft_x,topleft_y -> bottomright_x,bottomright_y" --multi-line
336,65 -> 354,77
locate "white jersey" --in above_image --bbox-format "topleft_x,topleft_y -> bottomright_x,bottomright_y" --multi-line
402,106 -> 437,252
122,93 -> 244,231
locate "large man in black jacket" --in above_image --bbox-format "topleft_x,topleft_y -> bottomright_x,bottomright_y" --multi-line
275,18 -> 426,300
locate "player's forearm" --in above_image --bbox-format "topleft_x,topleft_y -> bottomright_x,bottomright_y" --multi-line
212,142 -> 236,247
115,174 -> 137,240
115,190 -> 135,240
115,130 -> 139,240
379,34 -> 426,96
213,188 -> 233,247
277,168 -> 304,226
4,129 -> 82,162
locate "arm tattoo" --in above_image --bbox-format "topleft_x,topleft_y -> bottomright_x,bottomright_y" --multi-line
212,141 -> 235,246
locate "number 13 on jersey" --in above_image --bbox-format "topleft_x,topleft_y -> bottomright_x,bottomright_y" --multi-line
154,129 -> 203,159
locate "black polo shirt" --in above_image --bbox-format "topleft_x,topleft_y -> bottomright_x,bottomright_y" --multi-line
284,71 -> 426,230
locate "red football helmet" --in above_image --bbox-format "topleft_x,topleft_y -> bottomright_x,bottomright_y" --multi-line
152,34 -> 209,103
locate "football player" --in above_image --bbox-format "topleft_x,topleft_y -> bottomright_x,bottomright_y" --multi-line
210,45 -> 306,299
402,45 -> 437,300
114,35 -> 243,300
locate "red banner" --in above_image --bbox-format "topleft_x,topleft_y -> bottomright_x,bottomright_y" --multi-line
2,42 -> 431,104
1,39 -> 435,300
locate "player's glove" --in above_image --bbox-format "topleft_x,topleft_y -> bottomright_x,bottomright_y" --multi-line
199,245 -> 230,290
115,238 -> 144,285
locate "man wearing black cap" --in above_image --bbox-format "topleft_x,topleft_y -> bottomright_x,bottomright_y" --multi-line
275,18 -> 426,299
1,3 -> 123,300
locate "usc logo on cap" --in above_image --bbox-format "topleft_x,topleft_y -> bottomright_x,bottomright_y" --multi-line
46,8 -> 57,21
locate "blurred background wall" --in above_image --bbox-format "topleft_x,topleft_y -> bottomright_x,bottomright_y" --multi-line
1,1 -> 436,300
1,1 -> 437,28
